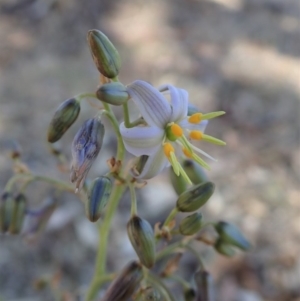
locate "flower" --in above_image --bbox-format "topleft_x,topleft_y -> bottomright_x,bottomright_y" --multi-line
120,80 -> 225,182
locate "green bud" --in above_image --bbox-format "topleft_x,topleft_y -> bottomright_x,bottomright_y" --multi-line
214,221 -> 251,251
101,261 -> 143,301
184,288 -> 196,301
214,238 -> 235,257
85,176 -> 112,222
96,82 -> 129,106
0,192 -> 14,233
194,270 -> 214,301
182,160 -> 208,185
87,29 -> 121,78
9,193 -> 26,235
176,182 -> 215,212
179,212 -> 203,236
127,215 -> 156,268
169,167 -> 187,196
47,98 -> 80,143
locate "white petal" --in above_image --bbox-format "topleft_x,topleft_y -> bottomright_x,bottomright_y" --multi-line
136,148 -> 170,179
159,84 -> 188,122
127,80 -> 172,128
179,119 -> 208,133
120,122 -> 164,156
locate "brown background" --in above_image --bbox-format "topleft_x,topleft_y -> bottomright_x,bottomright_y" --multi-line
0,0 -> 299,300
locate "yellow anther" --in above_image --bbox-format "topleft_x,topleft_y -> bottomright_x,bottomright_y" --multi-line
163,143 -> 175,158
189,130 -> 203,140
182,148 -> 193,158
171,124 -> 183,137
188,113 -> 202,124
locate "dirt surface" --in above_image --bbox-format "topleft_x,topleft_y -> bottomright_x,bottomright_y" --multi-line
0,0 -> 299,300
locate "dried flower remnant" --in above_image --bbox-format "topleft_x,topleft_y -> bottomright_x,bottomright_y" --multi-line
70,117 -> 105,192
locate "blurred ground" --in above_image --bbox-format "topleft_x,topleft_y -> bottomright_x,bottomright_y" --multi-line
0,0 -> 299,300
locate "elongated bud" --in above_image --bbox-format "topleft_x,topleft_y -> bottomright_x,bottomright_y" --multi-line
101,261 -> 143,301
9,193 -> 26,234
176,182 -> 215,212
0,192 -> 14,233
194,270 -> 215,301
96,82 -> 129,106
182,160 -> 208,185
85,176 -> 112,222
127,215 -> 156,268
70,118 -> 105,191
169,167 -> 187,196
184,288 -> 196,301
47,98 -> 81,143
214,238 -> 235,257
214,221 -> 251,251
87,29 -> 121,78
179,212 -> 203,236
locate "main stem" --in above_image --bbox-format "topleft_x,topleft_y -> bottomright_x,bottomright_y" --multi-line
85,102 -> 126,301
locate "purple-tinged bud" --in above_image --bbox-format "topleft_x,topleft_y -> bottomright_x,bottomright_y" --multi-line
85,176 -> 112,222
176,182 -> 215,212
47,98 -> 81,143
9,193 -> 26,235
70,117 -> 105,191
194,270 -> 215,301
127,215 -> 156,268
179,212 -> 203,236
87,30 -> 121,78
96,82 -> 129,106
214,238 -> 235,257
214,221 -> 251,251
101,261 -> 143,301
0,192 -> 14,233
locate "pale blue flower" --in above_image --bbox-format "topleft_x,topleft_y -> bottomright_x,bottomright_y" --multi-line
120,80 -> 225,182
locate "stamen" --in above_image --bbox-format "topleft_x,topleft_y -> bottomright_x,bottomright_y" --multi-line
201,111 -> 225,120
189,130 -> 203,140
192,153 -> 211,170
188,113 -> 202,124
163,143 -> 175,158
189,143 -> 217,162
169,152 -> 180,175
182,147 -> 193,158
179,136 -> 193,154
202,134 -> 226,145
171,124 -> 183,137
177,164 -> 192,185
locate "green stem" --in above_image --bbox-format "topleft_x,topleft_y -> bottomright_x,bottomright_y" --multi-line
123,102 -> 144,128
129,183 -> 137,216
76,92 -> 97,101
85,183 -> 126,301
185,244 -> 205,270
163,207 -> 178,228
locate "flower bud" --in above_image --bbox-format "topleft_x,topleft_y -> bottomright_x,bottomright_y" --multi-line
179,212 -> 203,236
47,98 -> 81,143
176,182 -> 215,212
214,238 -> 235,257
127,215 -> 156,268
9,193 -> 26,234
194,270 -> 214,301
0,192 -> 14,233
169,167 -> 187,196
96,82 -> 129,106
85,176 -> 112,222
101,261 -> 143,301
70,117 -> 105,191
214,221 -> 251,251
184,288 -> 196,301
87,29 -> 121,78
182,160 -> 208,185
